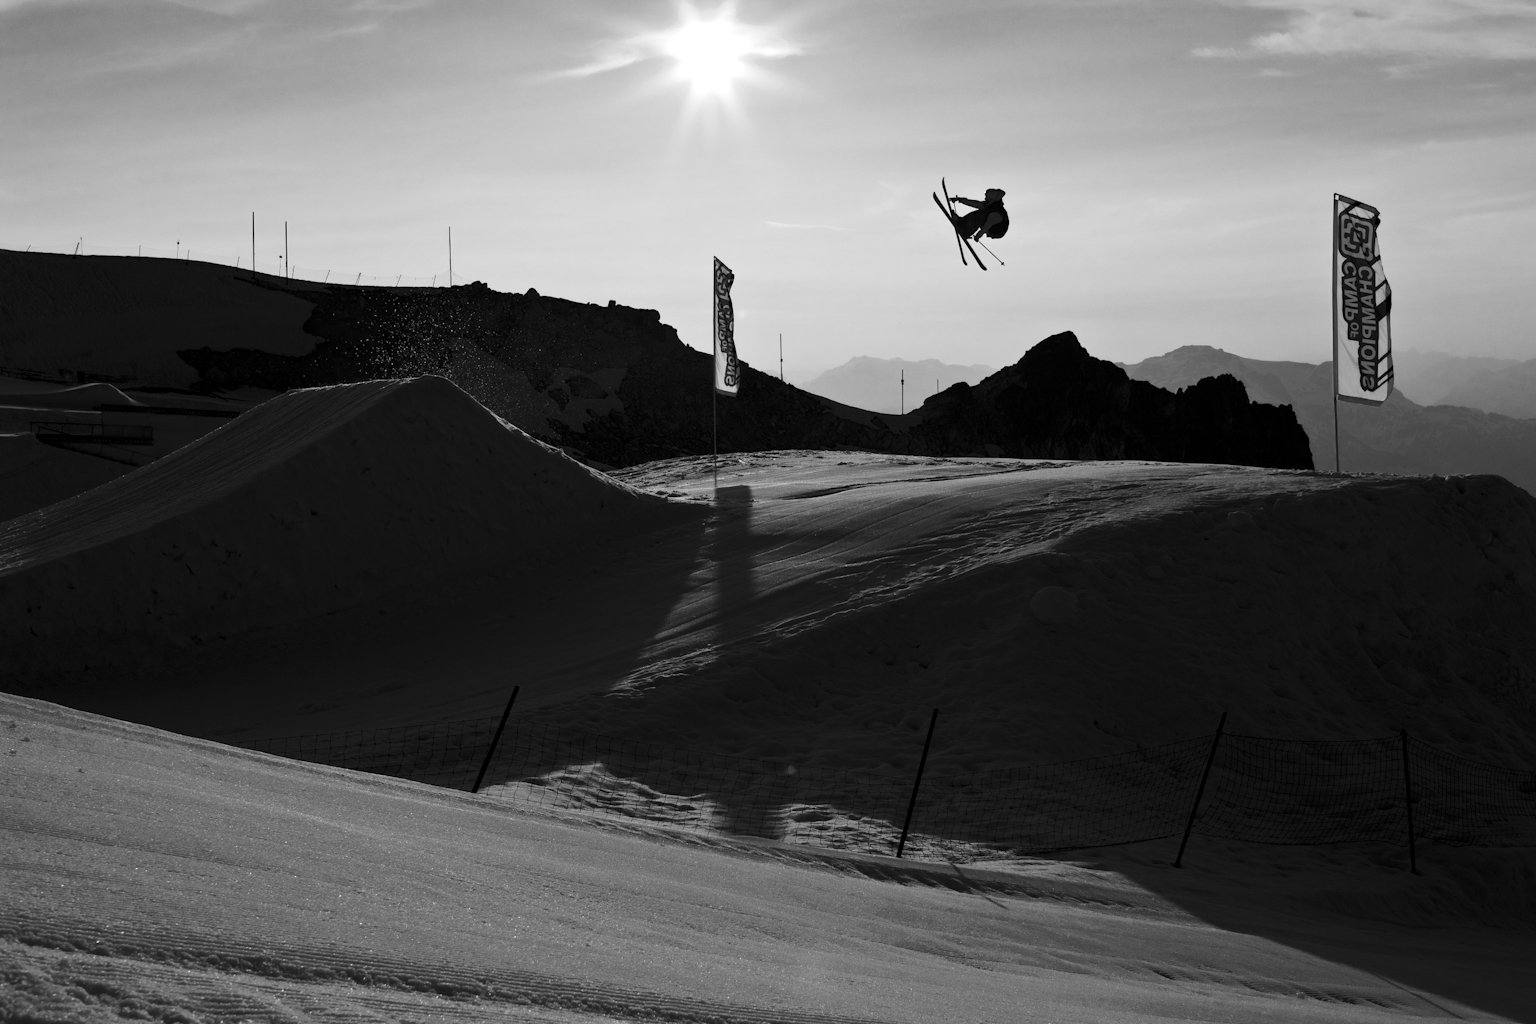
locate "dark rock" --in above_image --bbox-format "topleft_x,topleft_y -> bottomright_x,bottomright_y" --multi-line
158,278 -> 1310,471
905,332 -> 1312,469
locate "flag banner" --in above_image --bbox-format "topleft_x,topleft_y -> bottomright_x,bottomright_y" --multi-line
1333,194 -> 1394,405
713,257 -> 739,397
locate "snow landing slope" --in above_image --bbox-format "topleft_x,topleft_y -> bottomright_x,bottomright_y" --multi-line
1,375 -> 693,677
13,690 -> 1536,1024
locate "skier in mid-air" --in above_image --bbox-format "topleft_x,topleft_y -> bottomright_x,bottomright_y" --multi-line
950,188 -> 1009,242
933,179 -> 1008,270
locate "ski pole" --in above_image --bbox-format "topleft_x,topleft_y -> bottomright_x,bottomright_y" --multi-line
973,237 -> 1004,267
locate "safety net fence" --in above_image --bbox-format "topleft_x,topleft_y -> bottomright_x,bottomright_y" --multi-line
247,719 -> 1536,861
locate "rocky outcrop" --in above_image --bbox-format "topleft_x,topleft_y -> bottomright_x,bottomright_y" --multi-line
3,253 -> 1311,472
180,294 -> 1312,470
178,281 -> 902,464
905,333 -> 1313,469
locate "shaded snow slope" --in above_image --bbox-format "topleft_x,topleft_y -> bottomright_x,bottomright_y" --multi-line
0,434 -> 129,523
2,375 -> 693,678
0,377 -> 274,518
539,457 -> 1536,770
24,451 -> 1529,787
6,691 -> 1535,1024
0,250 -> 323,386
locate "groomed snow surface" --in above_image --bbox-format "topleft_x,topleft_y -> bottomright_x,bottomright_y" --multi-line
4,375 -> 1536,1023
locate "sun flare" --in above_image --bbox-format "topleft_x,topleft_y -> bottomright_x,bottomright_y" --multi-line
656,5 -> 782,101
665,15 -> 752,96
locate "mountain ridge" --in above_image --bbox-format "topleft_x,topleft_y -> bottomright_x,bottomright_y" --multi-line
1122,344 -> 1536,497
1,250 -> 1312,476
799,355 -> 996,414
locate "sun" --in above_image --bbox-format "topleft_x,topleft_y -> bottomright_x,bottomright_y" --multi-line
656,4 -> 778,101
664,16 -> 751,96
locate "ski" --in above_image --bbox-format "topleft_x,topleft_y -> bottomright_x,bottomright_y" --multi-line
937,178 -> 987,271
933,193 -> 968,266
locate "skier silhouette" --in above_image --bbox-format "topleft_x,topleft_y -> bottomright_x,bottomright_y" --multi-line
951,188 -> 1009,242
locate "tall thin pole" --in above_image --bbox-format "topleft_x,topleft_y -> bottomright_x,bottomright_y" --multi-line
779,333 -> 783,381
1331,193 -> 1341,475
1333,397 -> 1341,474
1173,711 -> 1227,868
284,220 -> 289,278
712,259 -> 719,492
900,370 -> 905,415
1401,729 -> 1419,875
448,226 -> 453,287
471,685 -> 520,794
896,709 -> 939,859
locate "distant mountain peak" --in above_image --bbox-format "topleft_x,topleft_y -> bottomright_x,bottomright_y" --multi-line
799,354 -> 997,415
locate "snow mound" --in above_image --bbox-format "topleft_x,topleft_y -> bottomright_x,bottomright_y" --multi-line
0,381 -> 139,410
2,375 -> 688,677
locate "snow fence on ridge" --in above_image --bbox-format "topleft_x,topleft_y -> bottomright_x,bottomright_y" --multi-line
1,375 -> 691,678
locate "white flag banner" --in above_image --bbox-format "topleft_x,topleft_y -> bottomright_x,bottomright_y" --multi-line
713,257 -> 739,397
1333,194 -> 1394,405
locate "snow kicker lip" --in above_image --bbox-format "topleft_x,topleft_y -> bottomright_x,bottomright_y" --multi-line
0,910 -> 899,1024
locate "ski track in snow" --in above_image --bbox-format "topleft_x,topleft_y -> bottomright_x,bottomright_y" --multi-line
1,913 -> 903,1024
5,693 -> 1504,1024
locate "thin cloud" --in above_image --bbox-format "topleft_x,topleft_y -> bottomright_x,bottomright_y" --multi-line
157,0 -> 267,13
1196,0 -> 1536,61
765,220 -> 850,232
346,0 -> 435,10
0,0 -> 87,13
555,5 -> 800,80
558,44 -> 649,79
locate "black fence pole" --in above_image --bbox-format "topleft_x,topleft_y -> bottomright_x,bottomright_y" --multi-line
1401,728 -> 1419,875
895,709 -> 939,859
1173,711 -> 1227,868
471,685 -> 520,794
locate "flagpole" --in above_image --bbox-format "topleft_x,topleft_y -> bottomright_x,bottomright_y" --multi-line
1331,193 -> 1342,476
712,259 -> 719,492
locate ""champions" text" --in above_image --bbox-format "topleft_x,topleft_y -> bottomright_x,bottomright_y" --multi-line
1338,211 -> 1381,392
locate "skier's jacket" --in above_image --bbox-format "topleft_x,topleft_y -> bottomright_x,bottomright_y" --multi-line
980,202 -> 1009,239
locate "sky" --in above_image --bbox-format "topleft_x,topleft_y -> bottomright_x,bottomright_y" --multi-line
2,0 -> 1535,382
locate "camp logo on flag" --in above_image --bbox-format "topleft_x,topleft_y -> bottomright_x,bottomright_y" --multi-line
713,257 -> 739,396
1333,194 -> 1394,405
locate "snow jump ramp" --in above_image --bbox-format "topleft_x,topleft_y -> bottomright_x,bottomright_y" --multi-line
1,375 -> 689,680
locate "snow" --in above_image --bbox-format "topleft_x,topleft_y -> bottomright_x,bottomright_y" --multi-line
0,251 -> 323,387
4,377 -> 1536,1022
6,693 -> 1535,1023
0,375 -> 268,489
0,382 -> 141,410
0,434 -> 127,523
3,376 -> 690,681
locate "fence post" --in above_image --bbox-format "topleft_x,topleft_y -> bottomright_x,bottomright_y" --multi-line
1173,711 -> 1227,868
471,685 -> 520,794
895,709 -> 939,859
1401,728 -> 1419,875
